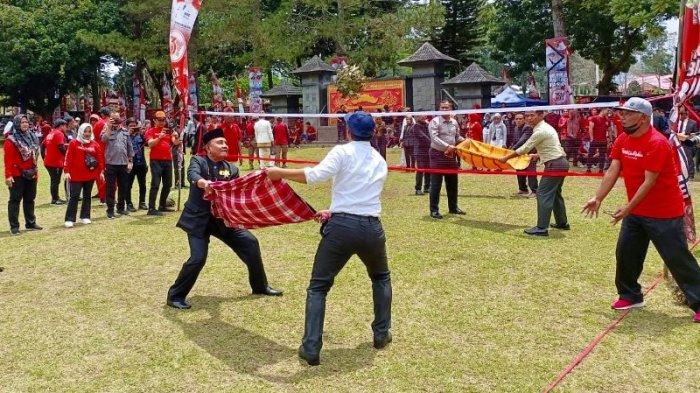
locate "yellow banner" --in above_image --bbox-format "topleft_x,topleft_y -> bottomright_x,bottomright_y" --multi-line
455,139 -> 532,171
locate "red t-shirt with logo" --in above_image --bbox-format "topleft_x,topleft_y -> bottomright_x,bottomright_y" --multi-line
589,115 -> 609,142
43,129 -> 66,168
273,123 -> 289,145
221,122 -> 241,161
145,126 -> 173,161
609,128 -> 684,218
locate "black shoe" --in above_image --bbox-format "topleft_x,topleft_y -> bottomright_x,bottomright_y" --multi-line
524,227 -> 549,236
415,190 -> 424,196
127,205 -> 137,213
138,203 -> 148,210
10,228 -> 20,236
107,212 -> 116,219
423,189 -> 430,194
430,211 -> 443,220
166,299 -> 191,309
252,286 -> 284,296
374,332 -> 392,349
298,345 -> 320,366
25,223 -> 43,231
550,223 -> 571,230
147,209 -> 163,216
449,208 -> 466,215
158,207 -> 175,212
116,209 -> 129,216
51,199 -> 66,205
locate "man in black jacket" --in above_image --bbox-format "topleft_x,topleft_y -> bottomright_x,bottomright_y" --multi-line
678,106 -> 699,179
166,128 -> 283,309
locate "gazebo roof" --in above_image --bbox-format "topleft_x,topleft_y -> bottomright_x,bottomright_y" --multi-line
292,55 -> 336,75
441,63 -> 506,87
260,84 -> 302,98
397,42 -> 459,66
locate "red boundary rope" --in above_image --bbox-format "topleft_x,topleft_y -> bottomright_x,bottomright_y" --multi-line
542,273 -> 664,392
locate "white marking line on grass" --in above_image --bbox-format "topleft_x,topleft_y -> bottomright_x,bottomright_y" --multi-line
542,273 -> 664,393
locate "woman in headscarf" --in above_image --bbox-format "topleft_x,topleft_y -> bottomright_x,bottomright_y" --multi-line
484,113 -> 507,148
4,114 -> 42,235
63,123 -> 105,228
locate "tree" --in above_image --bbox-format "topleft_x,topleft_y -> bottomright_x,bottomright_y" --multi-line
638,31 -> 674,77
432,0 -> 486,64
0,0 -> 120,116
486,0 -> 677,94
551,0 -> 566,37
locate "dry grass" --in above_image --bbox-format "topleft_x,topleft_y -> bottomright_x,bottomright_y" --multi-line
1,147 -> 699,392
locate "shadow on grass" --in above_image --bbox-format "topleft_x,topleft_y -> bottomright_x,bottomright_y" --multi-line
610,308 -> 691,338
165,295 -> 377,383
459,193 -> 511,200
420,216 -> 530,233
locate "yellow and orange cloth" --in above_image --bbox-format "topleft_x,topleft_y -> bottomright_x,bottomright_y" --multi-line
455,139 -> 532,171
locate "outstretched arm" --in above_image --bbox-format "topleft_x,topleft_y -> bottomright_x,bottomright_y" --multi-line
266,167 -> 307,184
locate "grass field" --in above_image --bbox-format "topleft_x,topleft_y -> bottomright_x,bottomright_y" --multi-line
1,146 -> 699,392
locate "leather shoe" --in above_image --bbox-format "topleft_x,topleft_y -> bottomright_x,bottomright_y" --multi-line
158,207 -> 175,212
374,332 -> 392,349
147,209 -> 163,216
252,286 -> 284,296
430,211 -> 443,219
25,223 -> 43,231
524,227 -> 549,237
550,223 -> 571,230
167,299 -> 191,309
298,345 -> 320,366
449,208 -> 466,215
10,227 -> 20,236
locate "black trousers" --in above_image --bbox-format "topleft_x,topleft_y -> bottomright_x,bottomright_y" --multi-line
65,181 -> 94,222
517,163 -> 538,193
536,157 -> 568,229
588,141 -> 607,171
404,146 -> 416,168
126,164 -> 148,207
149,160 -> 172,210
168,219 -> 269,301
8,176 -> 37,230
564,138 -> 580,165
414,151 -> 431,192
616,215 -> 700,312
105,164 -> 129,214
302,214 -> 391,356
683,146 -> 696,179
46,166 -> 63,202
429,173 -> 458,213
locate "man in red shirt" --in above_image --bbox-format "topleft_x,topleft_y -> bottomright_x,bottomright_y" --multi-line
272,117 -> 290,167
220,109 -> 242,165
92,108 -> 111,203
144,111 -> 181,216
587,108 -> 610,173
583,98 -> 700,323
43,119 -> 68,204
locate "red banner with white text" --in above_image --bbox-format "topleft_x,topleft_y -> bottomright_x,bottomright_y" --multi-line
169,0 -> 202,114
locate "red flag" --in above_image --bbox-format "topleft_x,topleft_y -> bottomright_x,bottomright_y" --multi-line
671,3 -> 700,246
169,0 -> 202,113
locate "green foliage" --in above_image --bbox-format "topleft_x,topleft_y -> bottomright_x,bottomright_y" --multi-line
0,0 -> 119,115
637,30 -> 674,76
432,0 -> 487,64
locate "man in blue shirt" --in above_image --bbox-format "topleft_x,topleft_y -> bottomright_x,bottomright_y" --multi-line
126,118 -> 148,211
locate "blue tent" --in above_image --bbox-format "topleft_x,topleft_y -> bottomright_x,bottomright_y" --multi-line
491,87 -> 548,107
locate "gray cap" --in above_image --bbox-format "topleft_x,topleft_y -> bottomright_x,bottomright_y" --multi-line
618,97 -> 652,117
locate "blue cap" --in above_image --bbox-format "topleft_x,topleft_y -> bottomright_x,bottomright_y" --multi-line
345,111 -> 375,140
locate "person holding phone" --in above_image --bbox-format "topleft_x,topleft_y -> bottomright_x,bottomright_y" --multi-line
145,111 -> 180,216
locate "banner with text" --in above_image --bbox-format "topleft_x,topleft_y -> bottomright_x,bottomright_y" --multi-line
546,37 -> 573,105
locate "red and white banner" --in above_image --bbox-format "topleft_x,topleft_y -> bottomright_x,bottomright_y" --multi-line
672,1 -> 700,246
545,37 -> 573,105
169,0 -> 202,114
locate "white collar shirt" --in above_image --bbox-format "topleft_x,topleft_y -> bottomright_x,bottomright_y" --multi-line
303,141 -> 388,217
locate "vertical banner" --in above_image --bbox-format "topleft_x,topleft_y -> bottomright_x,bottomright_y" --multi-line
133,76 -> 142,121
211,71 -> 224,110
162,73 -> 174,116
169,0 -> 202,116
248,67 -> 263,113
671,1 -> 700,247
545,37 -> 573,105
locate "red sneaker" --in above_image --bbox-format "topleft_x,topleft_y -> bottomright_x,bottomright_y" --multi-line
611,298 -> 645,310
694,311 -> 700,323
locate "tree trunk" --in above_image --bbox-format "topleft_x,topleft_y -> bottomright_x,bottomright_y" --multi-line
597,67 -> 616,95
551,0 -> 567,37
267,68 -> 274,89
91,67 -> 101,112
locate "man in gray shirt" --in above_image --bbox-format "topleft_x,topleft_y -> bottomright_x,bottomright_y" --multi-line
102,112 -> 134,219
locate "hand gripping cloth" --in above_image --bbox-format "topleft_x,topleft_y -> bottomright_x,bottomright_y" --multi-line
205,170 -> 316,229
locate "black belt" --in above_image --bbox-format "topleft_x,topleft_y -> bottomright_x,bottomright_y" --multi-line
332,212 -> 380,222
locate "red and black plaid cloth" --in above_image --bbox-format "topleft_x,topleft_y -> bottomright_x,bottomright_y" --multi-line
205,170 -> 316,229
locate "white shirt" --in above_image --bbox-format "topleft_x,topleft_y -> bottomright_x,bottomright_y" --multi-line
304,141 -> 388,217
254,119 -> 274,144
